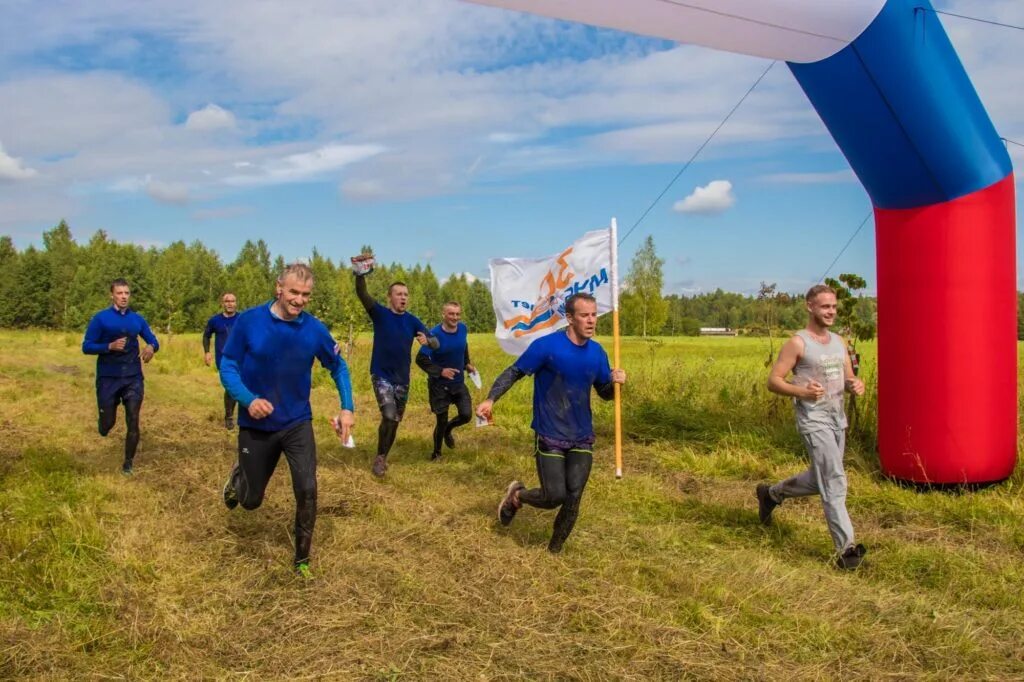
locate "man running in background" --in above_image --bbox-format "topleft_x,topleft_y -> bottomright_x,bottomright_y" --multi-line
478,293 -> 626,554
354,261 -> 437,477
220,263 -> 355,577
415,301 -> 475,461
202,292 -> 239,429
81,278 -> 160,475
756,284 -> 867,570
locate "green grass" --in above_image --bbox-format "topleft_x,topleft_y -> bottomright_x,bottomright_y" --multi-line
0,330 -> 1022,679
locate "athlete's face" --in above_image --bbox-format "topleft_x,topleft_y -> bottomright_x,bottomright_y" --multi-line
389,285 -> 409,313
275,274 -> 313,319
807,292 -> 837,328
221,294 -> 237,315
567,299 -> 598,340
110,285 -> 131,311
442,304 -> 461,329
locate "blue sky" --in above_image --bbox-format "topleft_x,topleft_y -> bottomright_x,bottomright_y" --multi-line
1,0 -> 1021,295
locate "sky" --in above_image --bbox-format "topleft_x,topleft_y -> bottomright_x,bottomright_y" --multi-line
1,0 -> 1022,295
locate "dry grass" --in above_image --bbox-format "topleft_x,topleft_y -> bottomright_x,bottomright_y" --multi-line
1,330 -> 1023,680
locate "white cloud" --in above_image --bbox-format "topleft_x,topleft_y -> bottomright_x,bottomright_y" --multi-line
0,142 -> 38,181
185,104 -> 236,132
673,180 -> 736,215
224,143 -> 385,187
145,178 -> 189,205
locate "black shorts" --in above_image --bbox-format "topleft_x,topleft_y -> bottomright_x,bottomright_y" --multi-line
96,374 -> 144,408
427,380 -> 472,415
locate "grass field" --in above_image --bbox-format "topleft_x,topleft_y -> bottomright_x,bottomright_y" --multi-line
1,330 -> 1023,679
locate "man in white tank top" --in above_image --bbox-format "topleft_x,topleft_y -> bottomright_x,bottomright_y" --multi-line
756,284 -> 867,570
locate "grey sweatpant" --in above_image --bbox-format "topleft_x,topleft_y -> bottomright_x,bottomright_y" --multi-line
769,428 -> 855,553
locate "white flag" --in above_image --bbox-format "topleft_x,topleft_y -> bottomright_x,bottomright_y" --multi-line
489,228 -> 614,355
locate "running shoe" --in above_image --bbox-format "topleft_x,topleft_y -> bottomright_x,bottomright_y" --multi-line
223,467 -> 239,509
372,454 -> 388,478
756,484 -> 778,525
295,561 -> 313,579
836,543 -> 867,570
225,416 -> 235,430
121,460 -> 133,476
498,481 -> 525,526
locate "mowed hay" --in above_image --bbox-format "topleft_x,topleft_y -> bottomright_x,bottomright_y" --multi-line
1,330 -> 1023,679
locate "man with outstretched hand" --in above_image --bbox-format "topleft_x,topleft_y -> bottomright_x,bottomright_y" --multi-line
479,292 -> 626,554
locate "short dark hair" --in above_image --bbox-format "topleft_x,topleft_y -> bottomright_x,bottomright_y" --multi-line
110,278 -> 130,292
388,281 -> 407,294
442,300 -> 461,310
565,292 -> 597,316
805,284 -> 836,303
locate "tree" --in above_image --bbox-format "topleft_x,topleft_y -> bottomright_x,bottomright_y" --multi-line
824,273 -> 876,343
621,236 -> 668,336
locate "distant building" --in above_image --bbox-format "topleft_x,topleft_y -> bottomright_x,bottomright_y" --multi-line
699,327 -> 738,337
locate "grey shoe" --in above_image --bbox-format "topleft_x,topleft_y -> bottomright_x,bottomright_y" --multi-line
756,483 -> 778,525
372,454 -> 388,478
225,416 -> 235,430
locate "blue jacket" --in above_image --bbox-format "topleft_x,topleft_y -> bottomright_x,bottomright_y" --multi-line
82,307 -> 160,378
219,303 -> 354,432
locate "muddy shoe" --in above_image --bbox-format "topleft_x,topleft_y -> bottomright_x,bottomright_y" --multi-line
372,454 -> 388,478
498,481 -> 525,527
836,543 -> 867,570
756,483 -> 778,525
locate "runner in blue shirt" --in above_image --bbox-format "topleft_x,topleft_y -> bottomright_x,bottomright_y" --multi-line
81,278 -> 160,475
202,292 -> 239,429
477,293 -> 626,554
219,263 -> 355,577
354,262 -> 437,477
415,301 -> 476,461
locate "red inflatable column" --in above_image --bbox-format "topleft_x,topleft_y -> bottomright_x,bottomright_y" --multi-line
875,174 -> 1018,484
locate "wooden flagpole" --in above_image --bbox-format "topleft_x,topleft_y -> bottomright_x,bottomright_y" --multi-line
610,217 -> 623,479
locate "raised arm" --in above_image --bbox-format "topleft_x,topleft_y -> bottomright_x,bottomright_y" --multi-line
354,272 -> 376,315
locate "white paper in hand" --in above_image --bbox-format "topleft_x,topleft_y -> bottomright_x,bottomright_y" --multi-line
468,369 -> 482,389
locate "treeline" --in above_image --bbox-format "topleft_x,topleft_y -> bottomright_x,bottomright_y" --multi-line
10,221 -> 1019,339
0,222 -> 495,335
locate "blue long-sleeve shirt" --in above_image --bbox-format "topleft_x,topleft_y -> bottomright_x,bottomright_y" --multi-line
202,312 -> 238,368
81,307 -> 160,378
219,303 -> 354,432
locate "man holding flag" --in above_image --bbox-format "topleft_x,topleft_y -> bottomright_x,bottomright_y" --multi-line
477,292 -> 625,553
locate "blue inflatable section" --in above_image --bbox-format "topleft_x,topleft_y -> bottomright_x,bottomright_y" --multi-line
789,0 -> 1011,210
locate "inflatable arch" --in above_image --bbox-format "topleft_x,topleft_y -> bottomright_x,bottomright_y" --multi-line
468,0 -> 1018,485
